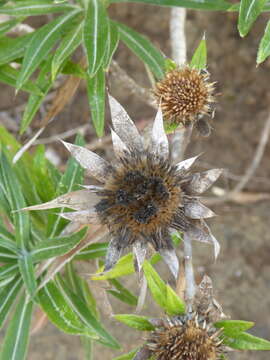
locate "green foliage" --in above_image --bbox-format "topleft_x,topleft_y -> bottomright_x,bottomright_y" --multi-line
114,314 -> 155,331
190,35 -> 207,70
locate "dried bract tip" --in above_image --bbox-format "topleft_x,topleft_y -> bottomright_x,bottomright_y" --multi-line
154,66 -> 215,135
145,314 -> 225,360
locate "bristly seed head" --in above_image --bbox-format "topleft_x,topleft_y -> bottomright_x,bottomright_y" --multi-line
146,314 -> 225,360
154,66 -> 215,134
95,151 -> 183,245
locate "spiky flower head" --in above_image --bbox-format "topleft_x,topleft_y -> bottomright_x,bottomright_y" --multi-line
23,96 -> 221,278
142,313 -> 224,360
154,66 -> 215,135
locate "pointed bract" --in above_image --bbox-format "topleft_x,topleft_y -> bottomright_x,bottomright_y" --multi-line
21,190 -> 99,211
187,223 -> 220,259
61,140 -> 111,183
108,95 -> 143,151
159,248 -> 179,279
111,128 -> 130,158
185,168 -> 223,194
59,209 -> 100,224
133,241 -> 147,273
104,238 -> 123,272
176,155 -> 200,172
150,106 -> 169,159
184,199 -> 216,219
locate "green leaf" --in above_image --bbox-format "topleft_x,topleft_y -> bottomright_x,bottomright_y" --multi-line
0,227 -> 18,253
0,64 -> 43,95
108,278 -> 138,306
0,17 -> 25,37
31,227 -> 87,262
0,294 -> 33,360
18,251 -> 37,298
39,280 -> 90,336
74,242 -> 108,260
51,22 -> 83,80
16,9 -> 81,90
61,60 -> 86,78
0,33 -> 33,66
215,319 -> 255,337
47,134 -> 85,237
92,253 -> 135,280
0,263 -> 19,280
110,0 -> 232,11
0,277 -> 22,329
114,314 -> 155,331
238,0 -> 266,37
56,276 -> 120,349
165,284 -> 185,315
224,332 -> 270,350
87,67 -> 106,137
0,1 -> 78,16
103,22 -> 119,70
113,348 -> 139,360
257,20 -> 270,64
83,0 -> 109,76
0,152 -> 30,248
115,21 -> 165,79
20,57 -> 53,134
142,260 -> 167,309
190,35 -> 207,70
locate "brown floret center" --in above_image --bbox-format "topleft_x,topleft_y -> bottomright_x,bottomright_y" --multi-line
151,321 -> 218,360
95,154 -> 182,238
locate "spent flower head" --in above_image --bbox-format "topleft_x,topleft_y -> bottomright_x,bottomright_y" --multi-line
154,66 -> 215,136
23,95 -> 222,278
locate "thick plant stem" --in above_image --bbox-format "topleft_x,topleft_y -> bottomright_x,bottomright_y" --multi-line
184,232 -> 196,313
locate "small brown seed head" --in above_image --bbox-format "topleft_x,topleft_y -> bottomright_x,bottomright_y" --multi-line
154,66 -> 215,128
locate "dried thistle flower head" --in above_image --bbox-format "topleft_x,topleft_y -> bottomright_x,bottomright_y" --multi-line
23,95 -> 222,278
154,66 -> 215,135
143,314 -> 224,360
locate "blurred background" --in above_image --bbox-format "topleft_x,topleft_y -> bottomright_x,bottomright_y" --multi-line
1,3 -> 270,359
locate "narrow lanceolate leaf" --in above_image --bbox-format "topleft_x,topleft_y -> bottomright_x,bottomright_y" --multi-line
20,57 -> 53,134
257,20 -> 270,64
113,348 -> 139,360
39,281 -> 89,336
83,0 -> 109,76
238,0 -> 266,37
47,134 -> 85,237
190,35 -> 207,70
108,278 -> 138,306
52,22 -> 83,80
0,152 -> 30,248
87,67 -> 106,137
0,17 -> 25,37
0,294 -> 33,360
74,242 -> 108,260
31,227 -> 87,262
16,9 -> 81,90
0,264 -> 19,280
56,276 -> 120,349
18,252 -> 37,298
114,314 -> 155,331
115,21 -> 165,79
0,1 -> 78,16
143,260 -> 167,309
110,0 -> 232,11
215,319 -> 254,337
102,22 -> 119,70
92,253 -> 135,280
165,284 -> 185,315
0,64 -> 43,95
0,277 -> 22,329
0,33 -> 33,66
0,227 -> 18,253
223,332 -> 270,350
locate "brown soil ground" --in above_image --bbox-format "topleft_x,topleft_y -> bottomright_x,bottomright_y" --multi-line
1,3 -> 270,360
